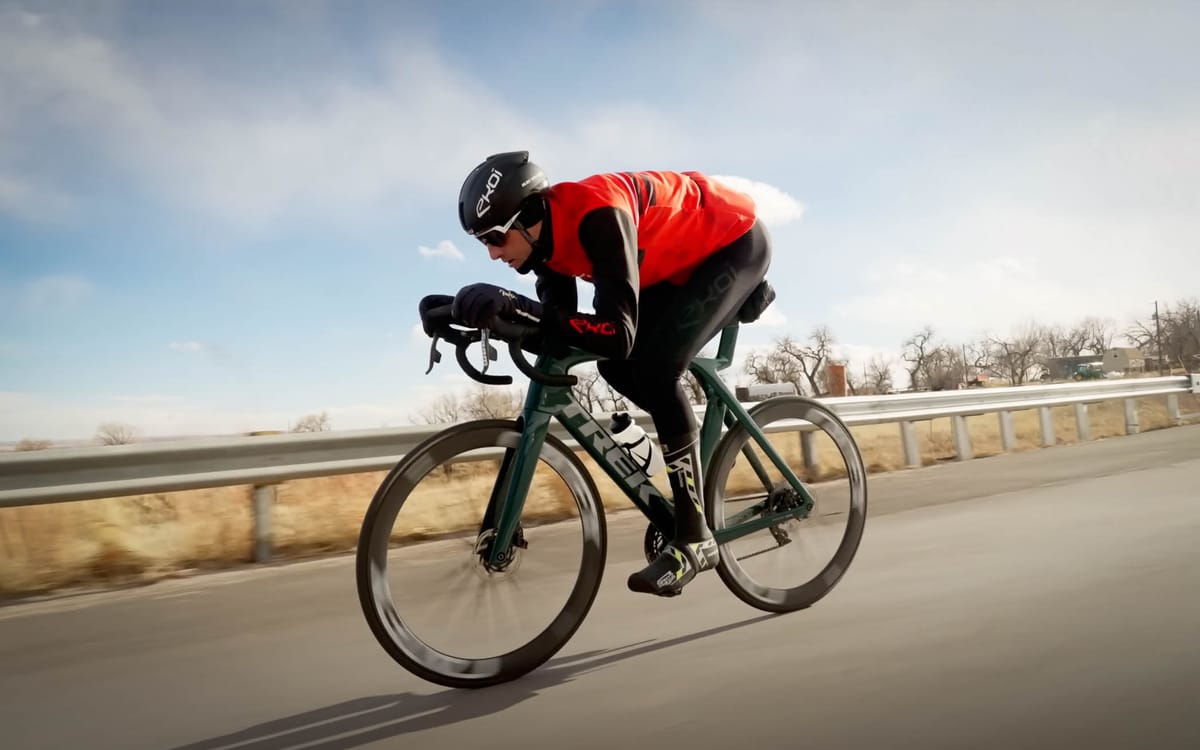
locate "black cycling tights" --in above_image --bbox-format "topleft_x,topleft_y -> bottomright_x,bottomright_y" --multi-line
597,220 -> 772,449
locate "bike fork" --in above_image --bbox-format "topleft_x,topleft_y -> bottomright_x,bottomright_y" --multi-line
478,413 -> 551,567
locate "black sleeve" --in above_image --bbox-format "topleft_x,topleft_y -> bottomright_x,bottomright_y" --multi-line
534,269 -> 578,313
542,206 -> 638,359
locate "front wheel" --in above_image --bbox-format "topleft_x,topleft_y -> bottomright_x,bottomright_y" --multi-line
356,420 -> 607,689
706,397 -> 867,613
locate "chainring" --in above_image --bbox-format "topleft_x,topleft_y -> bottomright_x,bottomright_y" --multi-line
643,523 -> 668,564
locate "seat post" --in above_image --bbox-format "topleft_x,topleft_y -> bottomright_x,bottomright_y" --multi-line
714,324 -> 739,370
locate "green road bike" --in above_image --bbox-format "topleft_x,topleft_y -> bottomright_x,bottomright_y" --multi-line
356,287 -> 868,689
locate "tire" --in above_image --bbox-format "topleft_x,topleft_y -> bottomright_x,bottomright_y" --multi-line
356,420 -> 607,688
705,397 -> 868,613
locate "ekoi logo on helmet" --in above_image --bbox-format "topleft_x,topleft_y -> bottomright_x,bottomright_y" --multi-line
476,168 -> 502,218
569,318 -> 617,336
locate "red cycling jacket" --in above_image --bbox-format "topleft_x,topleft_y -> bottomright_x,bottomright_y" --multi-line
535,171 -> 757,358
545,171 -> 756,286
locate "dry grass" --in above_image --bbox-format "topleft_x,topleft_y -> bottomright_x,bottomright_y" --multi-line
2,393 -> 1196,600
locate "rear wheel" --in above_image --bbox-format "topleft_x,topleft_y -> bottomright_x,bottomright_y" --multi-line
356,420 -> 607,688
705,397 -> 867,613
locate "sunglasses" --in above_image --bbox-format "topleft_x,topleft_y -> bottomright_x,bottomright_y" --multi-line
471,210 -> 522,247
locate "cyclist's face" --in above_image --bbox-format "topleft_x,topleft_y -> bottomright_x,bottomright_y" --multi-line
486,224 -> 536,269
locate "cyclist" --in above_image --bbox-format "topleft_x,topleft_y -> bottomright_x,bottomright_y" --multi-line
435,150 -> 773,597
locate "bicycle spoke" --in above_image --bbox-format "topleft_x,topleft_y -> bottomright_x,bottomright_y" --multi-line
357,421 -> 608,687
705,397 -> 867,613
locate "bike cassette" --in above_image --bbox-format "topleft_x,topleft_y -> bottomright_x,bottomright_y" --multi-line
764,485 -> 814,545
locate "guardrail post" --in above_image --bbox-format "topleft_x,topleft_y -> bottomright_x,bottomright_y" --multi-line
951,416 -> 973,460
800,431 -> 817,475
1039,407 -> 1055,447
1074,403 -> 1091,442
1167,394 -> 1181,425
900,421 -> 920,468
1124,399 -> 1140,435
999,411 -> 1016,452
253,484 -> 275,562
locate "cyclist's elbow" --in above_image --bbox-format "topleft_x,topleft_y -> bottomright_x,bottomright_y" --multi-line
592,326 -> 634,360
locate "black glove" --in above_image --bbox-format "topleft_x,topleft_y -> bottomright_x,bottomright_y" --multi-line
418,294 -> 455,337
452,283 -> 543,329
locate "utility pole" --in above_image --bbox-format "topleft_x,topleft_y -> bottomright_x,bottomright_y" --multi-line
1154,301 -> 1165,375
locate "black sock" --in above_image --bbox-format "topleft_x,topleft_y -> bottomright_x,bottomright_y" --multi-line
661,435 -> 708,543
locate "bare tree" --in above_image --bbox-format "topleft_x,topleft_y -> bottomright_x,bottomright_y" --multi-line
902,325 -> 936,390
988,323 -> 1045,385
291,411 -> 331,432
925,344 -> 967,391
1042,324 -> 1085,359
949,339 -> 996,386
416,393 -> 464,425
1127,299 -> 1199,372
744,326 -> 837,396
744,344 -> 805,394
1042,317 -> 1115,361
864,356 -> 894,395
781,326 -> 835,395
571,365 -> 605,414
96,422 -> 138,445
843,364 -> 862,396
462,385 -> 525,419
601,379 -> 630,413
1079,316 -> 1117,355
16,438 -> 53,451
681,371 -> 707,405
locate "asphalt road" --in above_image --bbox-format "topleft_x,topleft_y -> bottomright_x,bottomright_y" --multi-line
2,425 -> 1198,750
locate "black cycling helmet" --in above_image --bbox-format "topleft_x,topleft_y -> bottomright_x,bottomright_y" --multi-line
457,151 -> 549,246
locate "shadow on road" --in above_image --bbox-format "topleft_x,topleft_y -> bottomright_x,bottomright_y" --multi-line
170,613 -> 776,750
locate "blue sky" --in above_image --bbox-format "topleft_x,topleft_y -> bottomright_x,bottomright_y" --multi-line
2,0 -> 1198,442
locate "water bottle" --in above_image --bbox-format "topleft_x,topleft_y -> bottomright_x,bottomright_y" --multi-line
609,412 -> 665,477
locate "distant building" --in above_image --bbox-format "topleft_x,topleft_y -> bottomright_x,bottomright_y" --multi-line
1103,348 -> 1144,373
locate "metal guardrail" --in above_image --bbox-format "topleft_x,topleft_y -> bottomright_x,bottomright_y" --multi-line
2,375 -> 1194,511
2,374 -> 1194,562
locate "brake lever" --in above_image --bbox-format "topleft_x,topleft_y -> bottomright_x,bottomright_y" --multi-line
425,335 -> 443,375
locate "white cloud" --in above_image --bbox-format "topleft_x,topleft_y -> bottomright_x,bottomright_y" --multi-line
826,111 -> 1200,347
417,240 -> 464,261
0,11 -> 717,230
0,13 -> 534,228
834,199 -> 1189,346
710,175 -> 805,227
169,341 -> 205,352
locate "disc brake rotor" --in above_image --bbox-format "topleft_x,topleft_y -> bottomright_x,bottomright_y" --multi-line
471,526 -> 527,579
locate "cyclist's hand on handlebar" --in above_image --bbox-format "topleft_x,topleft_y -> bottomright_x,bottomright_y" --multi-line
418,294 -> 455,337
452,283 -> 543,330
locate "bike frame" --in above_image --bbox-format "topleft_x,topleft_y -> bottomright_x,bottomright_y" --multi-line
482,324 -> 817,567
